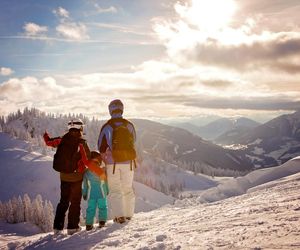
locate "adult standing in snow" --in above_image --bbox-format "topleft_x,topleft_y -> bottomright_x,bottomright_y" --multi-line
98,99 -> 137,224
44,119 -> 91,235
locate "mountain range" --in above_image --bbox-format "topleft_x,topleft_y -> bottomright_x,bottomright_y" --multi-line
170,111 -> 300,168
220,110 -> 300,168
171,117 -> 260,140
1,109 -> 254,174
2,108 -> 300,171
133,119 -> 253,172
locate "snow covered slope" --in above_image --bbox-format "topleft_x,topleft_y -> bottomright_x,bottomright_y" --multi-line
0,132 -> 174,212
1,157 -> 300,249
134,119 -> 253,171
0,132 -> 60,205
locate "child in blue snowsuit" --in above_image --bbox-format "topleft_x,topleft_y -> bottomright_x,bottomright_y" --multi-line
82,151 -> 109,230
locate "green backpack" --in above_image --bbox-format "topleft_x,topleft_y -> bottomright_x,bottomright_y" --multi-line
108,118 -> 136,162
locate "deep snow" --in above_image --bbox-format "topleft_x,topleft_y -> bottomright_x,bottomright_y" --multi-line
1,169 -> 300,249
0,133 -> 300,249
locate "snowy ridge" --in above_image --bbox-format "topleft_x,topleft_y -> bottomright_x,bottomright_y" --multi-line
1,160 -> 300,249
198,156 -> 300,203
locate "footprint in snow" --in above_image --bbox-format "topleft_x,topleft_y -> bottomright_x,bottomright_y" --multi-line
156,234 -> 167,242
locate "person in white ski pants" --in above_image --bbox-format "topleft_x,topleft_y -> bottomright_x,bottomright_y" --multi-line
106,163 -> 135,220
98,99 -> 137,224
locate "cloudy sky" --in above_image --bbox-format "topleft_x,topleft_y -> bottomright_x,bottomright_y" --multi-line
0,0 -> 299,122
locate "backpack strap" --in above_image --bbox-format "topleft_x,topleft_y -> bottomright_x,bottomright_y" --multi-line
113,162 -> 116,174
108,118 -> 128,128
99,122 -> 108,136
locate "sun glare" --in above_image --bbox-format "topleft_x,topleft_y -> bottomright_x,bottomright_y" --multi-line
178,0 -> 237,32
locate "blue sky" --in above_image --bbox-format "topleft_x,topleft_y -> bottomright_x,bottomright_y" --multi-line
0,0 -> 166,76
0,0 -> 300,122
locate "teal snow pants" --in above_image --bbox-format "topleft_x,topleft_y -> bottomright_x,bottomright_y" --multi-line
86,198 -> 108,225
82,169 -> 109,226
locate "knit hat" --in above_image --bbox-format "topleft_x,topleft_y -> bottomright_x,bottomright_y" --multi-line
108,99 -> 124,116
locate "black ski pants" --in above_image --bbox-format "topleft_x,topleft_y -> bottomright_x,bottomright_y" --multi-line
53,180 -> 82,230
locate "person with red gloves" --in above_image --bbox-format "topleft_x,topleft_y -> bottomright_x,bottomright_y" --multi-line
43,119 -> 90,235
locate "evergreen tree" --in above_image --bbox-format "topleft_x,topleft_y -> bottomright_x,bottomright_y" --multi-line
1,194 -> 54,232
32,194 -> 43,226
6,200 -> 14,223
23,193 -> 32,222
0,201 -> 5,219
11,196 -> 19,223
16,196 -> 25,223
41,200 -> 54,232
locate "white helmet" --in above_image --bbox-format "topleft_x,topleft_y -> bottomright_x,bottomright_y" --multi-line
67,118 -> 84,131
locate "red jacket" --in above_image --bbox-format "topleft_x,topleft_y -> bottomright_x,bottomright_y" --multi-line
43,132 -> 61,147
43,132 -> 105,178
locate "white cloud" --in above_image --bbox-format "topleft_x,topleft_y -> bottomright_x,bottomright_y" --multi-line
53,7 -> 70,19
174,0 -> 237,32
0,59 -> 299,119
94,4 -> 117,14
153,0 -> 300,73
0,67 -> 14,76
87,22 -> 154,37
0,76 -> 63,116
2,1 -> 300,118
56,22 -> 89,40
23,22 -> 48,36
0,76 -> 64,103
53,7 -> 89,41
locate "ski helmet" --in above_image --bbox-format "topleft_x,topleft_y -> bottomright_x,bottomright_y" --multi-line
67,118 -> 84,131
108,99 -> 124,116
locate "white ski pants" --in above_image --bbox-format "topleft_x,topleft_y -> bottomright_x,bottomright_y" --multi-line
106,163 -> 135,218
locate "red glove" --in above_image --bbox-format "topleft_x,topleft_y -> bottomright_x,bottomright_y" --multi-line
43,131 -> 50,142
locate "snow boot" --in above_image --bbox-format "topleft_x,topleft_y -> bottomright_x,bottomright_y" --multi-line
86,225 -> 94,231
99,221 -> 106,228
113,217 -> 126,224
53,229 -> 63,235
67,227 -> 81,235
126,217 -> 132,221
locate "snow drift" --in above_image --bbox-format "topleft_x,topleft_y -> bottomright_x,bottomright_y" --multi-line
198,156 -> 300,203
